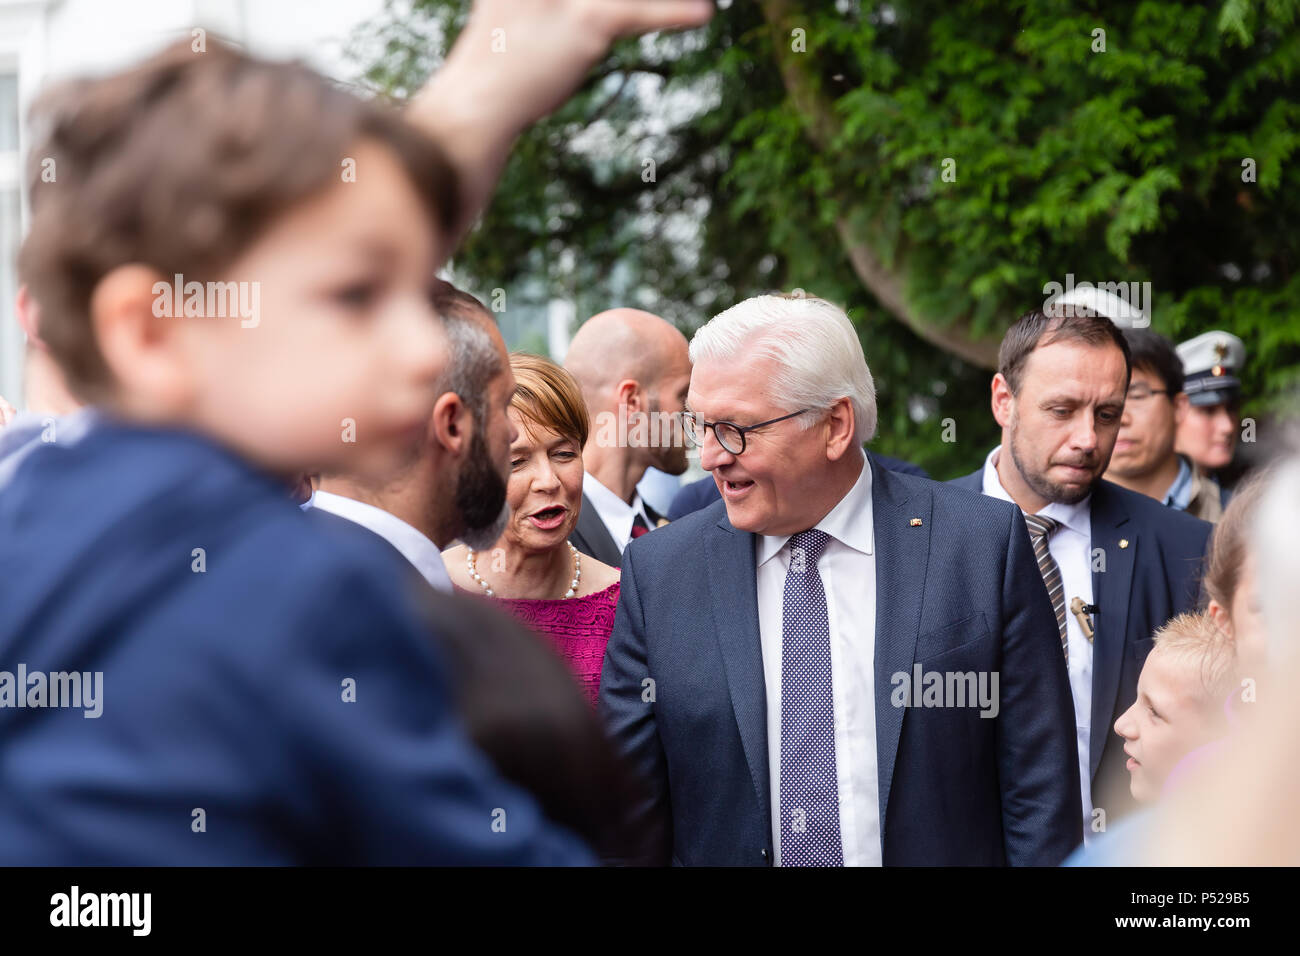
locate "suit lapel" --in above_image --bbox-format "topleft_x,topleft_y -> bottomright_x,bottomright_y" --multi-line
704,514 -> 771,830
1088,481 -> 1134,781
871,462 -> 930,833
574,492 -> 623,566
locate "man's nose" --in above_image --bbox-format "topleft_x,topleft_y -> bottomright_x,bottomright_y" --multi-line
1070,413 -> 1099,452
1213,406 -> 1236,435
698,429 -> 734,471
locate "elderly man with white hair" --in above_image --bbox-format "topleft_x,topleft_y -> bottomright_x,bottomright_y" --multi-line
598,293 -> 1082,866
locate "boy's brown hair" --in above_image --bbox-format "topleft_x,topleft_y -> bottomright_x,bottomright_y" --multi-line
18,38 -> 459,401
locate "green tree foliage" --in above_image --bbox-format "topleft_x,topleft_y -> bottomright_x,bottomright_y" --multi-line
353,0 -> 1300,478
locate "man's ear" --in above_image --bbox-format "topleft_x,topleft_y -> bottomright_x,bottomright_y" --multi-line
991,373 -> 1015,430
1173,391 -> 1190,426
824,397 -> 857,462
430,390 -> 473,456
90,264 -> 195,413
615,379 -> 642,414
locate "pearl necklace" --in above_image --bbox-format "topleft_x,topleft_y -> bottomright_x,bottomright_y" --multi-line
467,541 -> 582,599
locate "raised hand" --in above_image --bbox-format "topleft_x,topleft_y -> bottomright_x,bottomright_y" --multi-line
443,0 -> 713,133
411,0 -> 713,255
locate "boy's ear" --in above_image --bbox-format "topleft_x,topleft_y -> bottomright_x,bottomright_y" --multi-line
91,265 -> 196,412
1208,599 -> 1231,635
15,285 -> 42,345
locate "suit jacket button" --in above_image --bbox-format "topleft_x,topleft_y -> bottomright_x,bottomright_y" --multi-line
761,848 -> 768,859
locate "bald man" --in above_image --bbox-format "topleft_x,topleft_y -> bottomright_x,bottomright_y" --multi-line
563,308 -> 692,567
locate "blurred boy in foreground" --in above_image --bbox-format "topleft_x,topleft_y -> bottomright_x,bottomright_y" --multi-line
0,0 -> 711,864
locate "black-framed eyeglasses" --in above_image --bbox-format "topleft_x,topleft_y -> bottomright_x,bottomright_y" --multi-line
683,408 -> 812,455
1126,385 -> 1171,402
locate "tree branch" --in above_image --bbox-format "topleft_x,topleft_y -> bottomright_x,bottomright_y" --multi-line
756,0 -> 1001,368
588,72 -> 632,124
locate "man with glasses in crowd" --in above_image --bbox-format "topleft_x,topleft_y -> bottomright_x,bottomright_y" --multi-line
1104,328 -> 1226,522
599,293 -> 1082,867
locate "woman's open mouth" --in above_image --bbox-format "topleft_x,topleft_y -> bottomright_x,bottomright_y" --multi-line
529,505 -> 567,530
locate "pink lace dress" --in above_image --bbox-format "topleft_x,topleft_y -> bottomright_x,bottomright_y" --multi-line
489,582 -> 621,706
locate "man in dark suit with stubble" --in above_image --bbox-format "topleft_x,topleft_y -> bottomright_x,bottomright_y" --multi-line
600,294 -> 1082,867
948,305 -> 1210,837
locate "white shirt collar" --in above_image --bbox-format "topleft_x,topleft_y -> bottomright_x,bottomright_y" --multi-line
583,471 -> 652,551
308,489 -> 453,593
756,450 -> 874,566
980,445 -> 1091,537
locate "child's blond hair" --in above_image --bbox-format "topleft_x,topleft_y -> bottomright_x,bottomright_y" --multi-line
1152,611 -> 1237,706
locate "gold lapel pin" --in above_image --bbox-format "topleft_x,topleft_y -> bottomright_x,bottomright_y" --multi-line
1119,538 -> 1130,549
909,518 -> 923,527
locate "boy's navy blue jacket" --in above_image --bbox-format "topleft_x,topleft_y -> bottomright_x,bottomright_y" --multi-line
0,419 -> 591,864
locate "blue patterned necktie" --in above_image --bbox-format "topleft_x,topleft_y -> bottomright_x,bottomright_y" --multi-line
779,528 -> 844,866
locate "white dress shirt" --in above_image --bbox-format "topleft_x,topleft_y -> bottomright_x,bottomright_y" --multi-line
980,446 -> 1095,836
635,466 -> 684,518
583,471 -> 655,554
756,451 -> 879,866
307,489 -> 454,593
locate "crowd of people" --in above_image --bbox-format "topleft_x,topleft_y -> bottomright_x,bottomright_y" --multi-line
0,0 -> 1295,867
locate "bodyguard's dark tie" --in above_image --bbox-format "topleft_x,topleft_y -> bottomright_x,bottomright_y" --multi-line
630,513 -> 651,539
779,528 -> 843,866
1023,513 -> 1069,663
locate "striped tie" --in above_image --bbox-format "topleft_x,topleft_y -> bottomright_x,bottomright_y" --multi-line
1023,513 -> 1068,664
